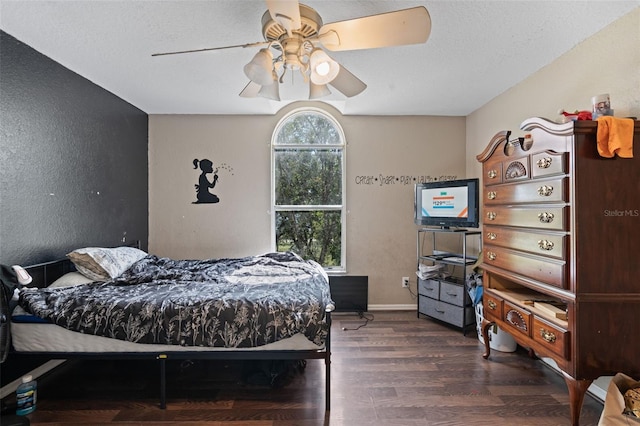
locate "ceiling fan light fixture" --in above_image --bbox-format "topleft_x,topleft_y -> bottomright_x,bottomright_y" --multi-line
258,71 -> 280,101
309,48 -> 339,85
315,61 -> 330,76
258,81 -> 280,101
309,82 -> 331,100
243,48 -> 275,86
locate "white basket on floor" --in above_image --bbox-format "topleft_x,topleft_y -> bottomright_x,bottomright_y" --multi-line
475,303 -> 517,353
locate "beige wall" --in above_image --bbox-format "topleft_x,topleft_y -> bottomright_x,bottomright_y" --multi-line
150,8 -> 639,309
466,7 -> 640,178
149,104 -> 466,307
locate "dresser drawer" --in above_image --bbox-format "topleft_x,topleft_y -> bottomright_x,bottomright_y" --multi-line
503,301 -> 531,337
484,206 -> 568,231
483,246 -> 567,289
503,156 -> 530,182
531,152 -> 566,178
484,178 -> 567,205
484,160 -> 504,185
419,297 -> 474,328
439,280 -> 471,307
418,278 -> 439,299
483,225 -> 567,260
483,291 -> 504,321
533,316 -> 569,359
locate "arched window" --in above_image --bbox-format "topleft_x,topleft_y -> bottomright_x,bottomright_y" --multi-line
271,107 -> 345,270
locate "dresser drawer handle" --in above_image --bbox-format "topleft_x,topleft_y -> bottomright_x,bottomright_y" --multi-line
487,300 -> 497,310
538,212 -> 555,223
487,252 -> 497,261
487,211 -> 497,221
487,191 -> 497,200
487,232 -> 497,240
540,328 -> 557,343
435,309 -> 446,314
446,292 -> 458,297
537,157 -> 552,169
538,239 -> 555,251
537,185 -> 554,197
488,170 -> 498,179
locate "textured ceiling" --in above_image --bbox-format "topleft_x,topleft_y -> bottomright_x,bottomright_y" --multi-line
1,1 -> 638,116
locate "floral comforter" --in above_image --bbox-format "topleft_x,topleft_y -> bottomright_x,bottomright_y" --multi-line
18,252 -> 333,348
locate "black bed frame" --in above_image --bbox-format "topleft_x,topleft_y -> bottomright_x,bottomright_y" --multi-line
14,249 -> 332,410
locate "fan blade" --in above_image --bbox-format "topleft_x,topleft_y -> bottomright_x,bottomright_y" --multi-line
239,81 -> 261,98
266,0 -> 301,35
152,41 -> 268,57
318,6 -> 431,52
329,65 -> 367,98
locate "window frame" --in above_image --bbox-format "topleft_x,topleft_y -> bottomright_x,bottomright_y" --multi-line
270,107 -> 346,272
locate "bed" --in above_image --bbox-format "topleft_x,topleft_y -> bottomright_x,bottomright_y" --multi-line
8,244 -> 335,409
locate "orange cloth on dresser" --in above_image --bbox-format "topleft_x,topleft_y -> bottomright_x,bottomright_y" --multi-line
596,116 -> 634,158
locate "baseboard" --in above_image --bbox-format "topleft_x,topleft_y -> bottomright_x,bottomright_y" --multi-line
367,304 -> 416,311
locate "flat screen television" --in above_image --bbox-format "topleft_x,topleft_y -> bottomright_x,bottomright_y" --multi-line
414,178 -> 480,229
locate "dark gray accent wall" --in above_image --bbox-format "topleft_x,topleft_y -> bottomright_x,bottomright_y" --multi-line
0,31 -> 148,266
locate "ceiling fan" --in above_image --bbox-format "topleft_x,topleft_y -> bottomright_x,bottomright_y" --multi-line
152,0 -> 431,101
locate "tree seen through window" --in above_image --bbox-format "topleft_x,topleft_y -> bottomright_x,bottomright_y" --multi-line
272,109 -> 345,269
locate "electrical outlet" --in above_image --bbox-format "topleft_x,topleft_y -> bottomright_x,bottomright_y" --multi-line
402,277 -> 409,288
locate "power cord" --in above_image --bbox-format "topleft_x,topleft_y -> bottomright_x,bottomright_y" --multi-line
406,276 -> 418,299
341,311 -> 374,331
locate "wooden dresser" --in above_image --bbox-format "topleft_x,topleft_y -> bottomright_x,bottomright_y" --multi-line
476,117 -> 640,426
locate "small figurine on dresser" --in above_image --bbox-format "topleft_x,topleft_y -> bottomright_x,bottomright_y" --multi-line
557,108 -> 592,122
592,93 -> 614,119
557,93 -> 616,123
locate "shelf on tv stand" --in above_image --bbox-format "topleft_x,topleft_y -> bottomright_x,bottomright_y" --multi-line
419,227 -> 472,233
419,254 -> 477,265
441,256 -> 475,265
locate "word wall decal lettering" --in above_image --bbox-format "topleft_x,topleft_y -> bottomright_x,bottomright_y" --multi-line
354,174 -> 458,187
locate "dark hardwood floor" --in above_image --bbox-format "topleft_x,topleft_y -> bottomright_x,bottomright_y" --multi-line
2,311 -> 604,425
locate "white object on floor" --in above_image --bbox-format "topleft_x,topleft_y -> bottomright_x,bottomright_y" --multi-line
475,303 -> 517,353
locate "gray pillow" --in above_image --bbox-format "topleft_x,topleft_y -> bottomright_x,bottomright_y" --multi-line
49,272 -> 94,288
67,247 -> 147,281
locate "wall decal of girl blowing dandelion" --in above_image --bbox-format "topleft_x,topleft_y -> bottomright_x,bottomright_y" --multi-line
193,158 -> 219,204
192,158 -> 235,204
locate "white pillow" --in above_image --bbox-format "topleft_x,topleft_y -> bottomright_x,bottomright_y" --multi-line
49,272 -> 94,288
67,246 -> 147,281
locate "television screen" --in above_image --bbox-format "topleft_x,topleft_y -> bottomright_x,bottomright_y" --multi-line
414,178 -> 479,229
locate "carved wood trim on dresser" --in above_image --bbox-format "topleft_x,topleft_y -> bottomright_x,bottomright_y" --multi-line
476,117 -> 640,426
